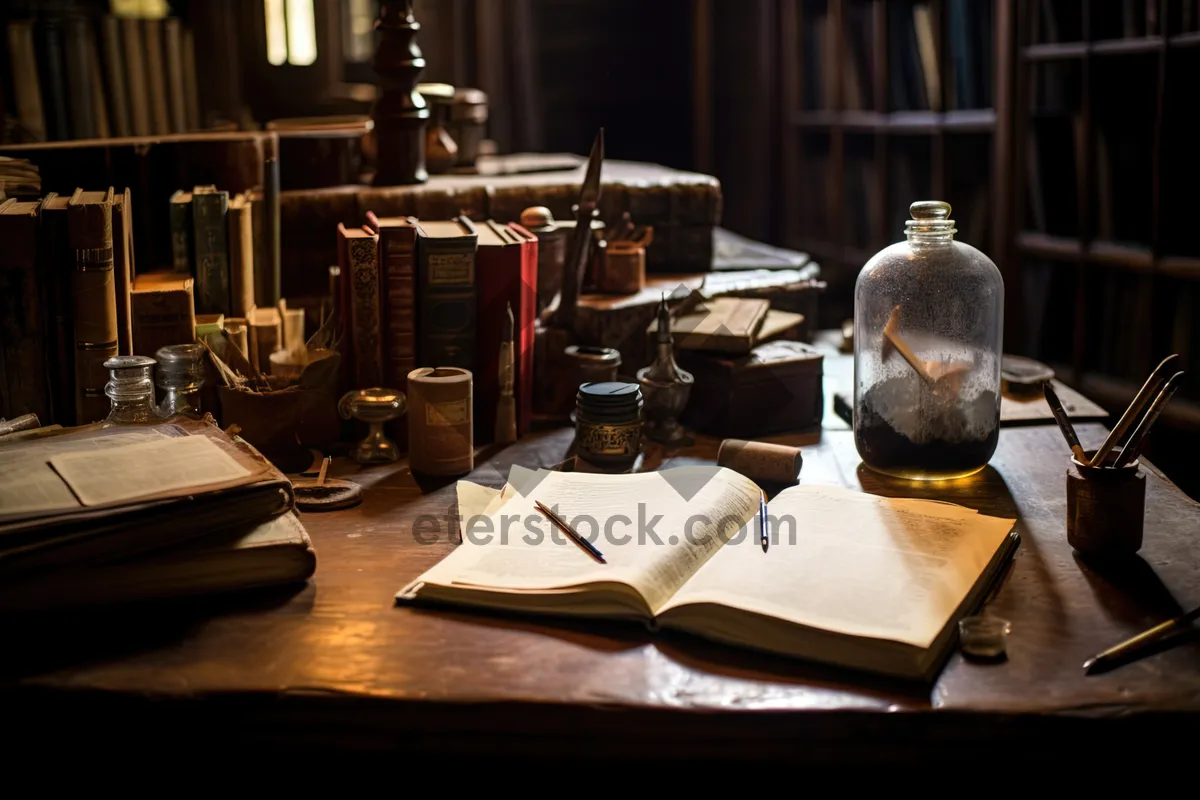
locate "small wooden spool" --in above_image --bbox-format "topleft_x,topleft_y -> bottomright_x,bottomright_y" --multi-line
717,439 -> 804,485
408,367 -> 474,476
1066,448 -> 1145,559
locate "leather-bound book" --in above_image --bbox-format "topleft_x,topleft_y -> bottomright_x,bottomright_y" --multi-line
414,216 -> 478,370
113,190 -> 134,355
130,273 -> 196,360
0,199 -> 49,422
39,193 -> 73,425
227,193 -> 255,317
169,189 -> 193,274
474,220 -> 537,442
67,188 -> 118,424
191,185 -> 231,315
364,212 -> 419,447
336,223 -> 382,387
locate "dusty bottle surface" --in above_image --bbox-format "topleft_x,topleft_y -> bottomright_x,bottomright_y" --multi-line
852,201 -> 1004,480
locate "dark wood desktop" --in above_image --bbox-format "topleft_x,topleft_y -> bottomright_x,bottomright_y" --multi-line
4,347 -> 1200,768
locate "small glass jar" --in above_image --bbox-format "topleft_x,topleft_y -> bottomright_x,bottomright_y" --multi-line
155,343 -> 206,419
575,381 -> 643,471
102,355 -> 158,425
853,201 -> 1004,480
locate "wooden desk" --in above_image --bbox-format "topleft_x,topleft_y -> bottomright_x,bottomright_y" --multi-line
5,364 -> 1200,769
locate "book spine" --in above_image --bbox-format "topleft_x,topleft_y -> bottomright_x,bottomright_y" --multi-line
228,201 -> 255,317
120,16 -> 151,136
61,16 -> 97,140
142,18 -> 170,135
163,18 -> 188,133
169,194 -> 192,273
382,227 -> 417,391
36,15 -> 70,141
7,20 -> 46,141
100,15 -> 131,138
347,235 -> 383,386
416,234 -> 477,370
0,206 -> 49,423
515,229 -> 538,437
130,282 -> 196,359
69,199 -> 118,424
39,203 -> 73,425
113,195 -> 133,355
192,190 -> 230,315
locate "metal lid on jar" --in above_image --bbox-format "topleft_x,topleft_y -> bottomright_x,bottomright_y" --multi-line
577,382 -> 642,414
520,206 -> 555,229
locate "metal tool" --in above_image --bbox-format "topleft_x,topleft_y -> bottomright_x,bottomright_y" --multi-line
551,128 -> 604,331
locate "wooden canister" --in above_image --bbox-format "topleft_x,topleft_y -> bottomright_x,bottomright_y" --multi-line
408,367 -> 474,476
1066,450 -> 1145,559
598,240 -> 645,294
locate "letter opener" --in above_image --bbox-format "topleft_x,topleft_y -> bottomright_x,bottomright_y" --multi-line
549,128 -> 603,332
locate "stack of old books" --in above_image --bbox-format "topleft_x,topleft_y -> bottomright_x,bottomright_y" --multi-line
0,416 -> 315,614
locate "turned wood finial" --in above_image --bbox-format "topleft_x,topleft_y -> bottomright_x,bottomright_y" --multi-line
372,1 -> 430,185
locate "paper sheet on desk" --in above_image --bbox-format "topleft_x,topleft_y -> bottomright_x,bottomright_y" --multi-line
50,435 -> 251,506
0,429 -> 171,517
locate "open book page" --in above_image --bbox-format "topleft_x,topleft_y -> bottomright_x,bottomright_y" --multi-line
658,484 -> 1016,649
416,466 -> 763,613
49,435 -> 251,507
0,428 -> 172,518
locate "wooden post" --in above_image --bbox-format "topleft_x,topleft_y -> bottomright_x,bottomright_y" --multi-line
372,1 -> 430,185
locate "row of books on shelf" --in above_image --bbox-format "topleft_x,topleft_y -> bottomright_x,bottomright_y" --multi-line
801,0 -> 992,112
337,215 -> 538,445
0,183 -> 272,430
794,149 -> 991,253
5,9 -> 202,143
1035,0 -> 1200,42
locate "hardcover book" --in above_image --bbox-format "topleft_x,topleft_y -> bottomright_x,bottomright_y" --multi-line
414,217 -> 479,370
398,467 -> 1019,682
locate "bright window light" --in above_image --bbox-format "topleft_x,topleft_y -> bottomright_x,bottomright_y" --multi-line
265,0 -> 287,65
284,0 -> 318,66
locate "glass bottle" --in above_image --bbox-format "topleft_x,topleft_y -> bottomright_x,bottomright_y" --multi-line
102,355 -> 158,425
155,344 -> 206,419
852,201 -> 1004,480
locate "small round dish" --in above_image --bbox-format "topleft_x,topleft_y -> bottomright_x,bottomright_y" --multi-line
959,615 -> 1011,660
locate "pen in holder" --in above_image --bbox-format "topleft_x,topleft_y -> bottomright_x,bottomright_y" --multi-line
1066,448 -> 1146,559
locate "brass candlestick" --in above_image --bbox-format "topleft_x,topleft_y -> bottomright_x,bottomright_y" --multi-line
339,387 -> 407,464
637,294 -> 694,445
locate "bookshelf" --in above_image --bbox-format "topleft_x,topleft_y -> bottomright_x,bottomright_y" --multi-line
1009,0 -> 1200,495
780,0 -> 1011,327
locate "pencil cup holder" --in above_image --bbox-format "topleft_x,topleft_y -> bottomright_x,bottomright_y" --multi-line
1066,449 -> 1146,559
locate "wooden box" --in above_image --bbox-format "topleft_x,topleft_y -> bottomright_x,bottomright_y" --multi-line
678,340 -> 823,437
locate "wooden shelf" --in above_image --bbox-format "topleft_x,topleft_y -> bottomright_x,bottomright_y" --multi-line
1170,31 -> 1200,48
1016,233 -> 1200,279
793,109 -> 996,132
1023,37 -> 1168,61
1015,231 -> 1083,260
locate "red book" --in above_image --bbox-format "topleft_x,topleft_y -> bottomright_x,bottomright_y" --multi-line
475,220 -> 537,443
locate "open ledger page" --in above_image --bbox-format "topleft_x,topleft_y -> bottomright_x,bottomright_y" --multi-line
658,484 -> 1016,650
416,466 -> 763,613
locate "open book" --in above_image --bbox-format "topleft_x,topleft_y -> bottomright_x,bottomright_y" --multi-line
397,467 -> 1019,681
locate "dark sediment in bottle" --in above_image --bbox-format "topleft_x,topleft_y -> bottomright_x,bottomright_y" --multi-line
855,377 -> 1000,480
